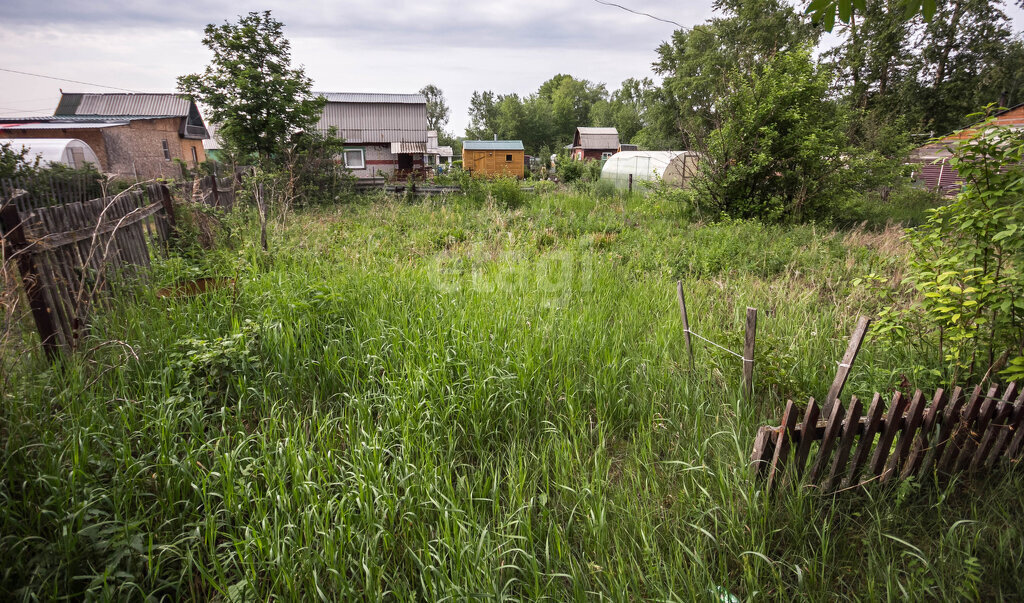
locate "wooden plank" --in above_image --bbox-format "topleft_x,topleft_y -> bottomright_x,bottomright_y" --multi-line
793,398 -> 820,478
901,388 -> 948,479
750,426 -> 774,477
0,202 -> 63,357
825,396 -> 862,491
808,398 -> 846,485
824,316 -> 871,415
766,400 -> 799,493
676,281 -> 693,369
1004,395 -> 1024,461
844,392 -> 886,488
985,388 -> 1024,467
743,307 -> 757,401
953,384 -> 1001,473
974,383 -> 1018,468
868,392 -> 909,479
938,385 -> 985,473
920,386 -> 965,477
883,390 -> 926,482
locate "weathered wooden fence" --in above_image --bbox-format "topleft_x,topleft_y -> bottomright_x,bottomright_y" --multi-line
0,173 -> 105,212
752,382 -> 1024,493
0,183 -> 175,357
185,175 -> 237,210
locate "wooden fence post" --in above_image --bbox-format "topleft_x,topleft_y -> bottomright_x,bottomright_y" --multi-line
743,307 -> 757,400
824,316 -> 871,415
210,175 -> 220,207
676,281 -> 693,369
628,173 -> 633,193
0,201 -> 60,359
158,184 -> 176,230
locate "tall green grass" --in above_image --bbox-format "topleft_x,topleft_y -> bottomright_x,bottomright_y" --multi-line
1,191 -> 1022,600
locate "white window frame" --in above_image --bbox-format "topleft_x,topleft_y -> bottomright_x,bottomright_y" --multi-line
601,152 -> 614,160
343,148 -> 365,169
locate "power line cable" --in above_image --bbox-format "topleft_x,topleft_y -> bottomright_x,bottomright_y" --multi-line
590,0 -> 685,28
0,67 -> 141,92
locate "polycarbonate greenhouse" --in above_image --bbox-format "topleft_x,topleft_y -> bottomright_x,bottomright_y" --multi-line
3,138 -> 101,169
600,151 -> 700,189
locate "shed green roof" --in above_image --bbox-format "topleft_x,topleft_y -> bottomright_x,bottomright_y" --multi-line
463,140 -> 524,151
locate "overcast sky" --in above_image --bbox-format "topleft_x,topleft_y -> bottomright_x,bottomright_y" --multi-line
1,1 -> 1022,134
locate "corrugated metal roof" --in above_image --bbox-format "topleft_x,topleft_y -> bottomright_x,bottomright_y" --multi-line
391,141 -> 427,154
318,98 -> 427,144
0,121 -> 129,130
317,92 -> 426,104
574,127 -> 620,150
55,93 -> 192,117
463,140 -> 525,151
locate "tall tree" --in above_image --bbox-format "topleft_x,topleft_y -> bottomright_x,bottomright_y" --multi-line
178,11 -> 324,160
916,0 -> 1013,132
466,91 -> 499,140
650,0 -> 818,147
419,84 -> 451,132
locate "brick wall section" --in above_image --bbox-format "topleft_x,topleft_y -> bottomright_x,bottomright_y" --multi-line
345,143 -> 423,178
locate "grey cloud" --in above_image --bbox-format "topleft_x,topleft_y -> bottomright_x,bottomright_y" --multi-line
3,0 -> 711,51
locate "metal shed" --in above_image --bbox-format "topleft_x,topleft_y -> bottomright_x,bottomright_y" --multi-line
600,151 -> 700,189
3,138 -> 101,169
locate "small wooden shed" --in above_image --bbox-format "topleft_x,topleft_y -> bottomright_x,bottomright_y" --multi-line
462,140 -> 525,179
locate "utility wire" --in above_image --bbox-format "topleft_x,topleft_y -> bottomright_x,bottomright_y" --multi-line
590,0 -> 685,28
0,67 -> 141,92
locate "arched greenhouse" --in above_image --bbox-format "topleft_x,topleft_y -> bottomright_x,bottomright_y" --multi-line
600,151 -> 700,190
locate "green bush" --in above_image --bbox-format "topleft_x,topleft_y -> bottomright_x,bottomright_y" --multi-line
486,176 -> 526,209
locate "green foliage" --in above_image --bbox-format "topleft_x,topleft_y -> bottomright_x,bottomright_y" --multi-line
650,0 -> 818,147
695,48 -> 856,222
872,111 -> 1024,384
485,176 -> 526,209
420,84 -> 451,133
0,140 -> 41,179
177,11 -> 325,160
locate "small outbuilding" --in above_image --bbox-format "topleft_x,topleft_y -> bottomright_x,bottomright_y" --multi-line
571,127 -> 620,161
3,138 -> 101,169
600,151 -> 700,189
462,140 -> 525,179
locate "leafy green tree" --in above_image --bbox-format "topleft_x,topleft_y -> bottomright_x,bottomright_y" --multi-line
590,77 -> 655,145
178,11 -> 325,160
872,110 -> 1024,384
694,48 -> 853,221
419,84 -> 451,133
651,0 -> 818,147
466,91 -> 500,140
915,0 -> 1013,133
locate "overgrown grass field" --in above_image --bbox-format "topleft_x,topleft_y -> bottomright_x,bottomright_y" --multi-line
2,189 -> 1022,600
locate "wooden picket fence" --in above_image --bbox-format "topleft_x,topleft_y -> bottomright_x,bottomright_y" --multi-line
0,182 -> 175,357
752,382 -> 1024,492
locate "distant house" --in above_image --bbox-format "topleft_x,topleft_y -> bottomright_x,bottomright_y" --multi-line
315,92 -> 428,179
909,103 -> 1024,195
571,127 -> 620,161
426,130 -> 454,168
0,92 -> 209,179
462,140 -> 525,179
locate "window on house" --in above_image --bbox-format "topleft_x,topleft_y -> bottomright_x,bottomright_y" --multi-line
343,148 -> 365,169
506,154 -> 513,162
601,152 -> 613,160
161,140 -> 171,161
191,146 -> 199,164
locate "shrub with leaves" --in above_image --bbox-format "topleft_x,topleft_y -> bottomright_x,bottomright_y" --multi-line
871,109 -> 1024,385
